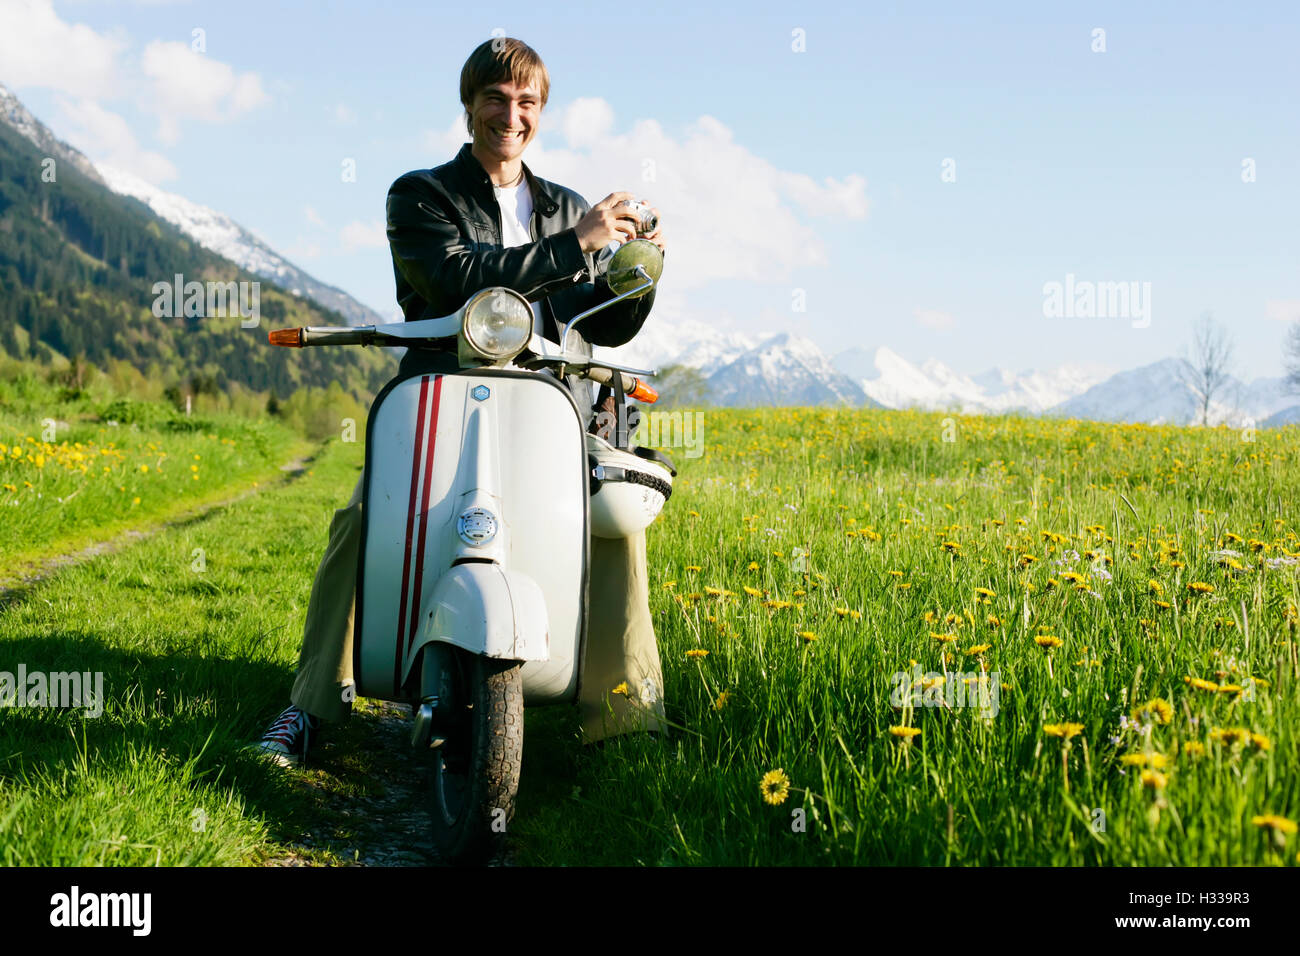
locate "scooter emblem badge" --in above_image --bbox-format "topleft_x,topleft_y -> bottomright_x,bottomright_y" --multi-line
457,507 -> 498,546
471,385 -> 490,401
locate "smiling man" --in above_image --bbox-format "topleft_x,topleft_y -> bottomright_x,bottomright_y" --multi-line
252,37 -> 670,765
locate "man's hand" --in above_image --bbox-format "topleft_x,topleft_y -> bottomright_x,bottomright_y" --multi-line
575,192 -> 666,255
641,205 -> 665,254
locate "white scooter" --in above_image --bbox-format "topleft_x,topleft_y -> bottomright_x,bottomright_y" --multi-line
268,240 -> 673,864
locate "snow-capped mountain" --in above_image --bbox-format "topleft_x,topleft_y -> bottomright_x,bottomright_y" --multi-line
595,316 -> 760,376
1051,358 -> 1295,427
0,82 -> 103,185
0,81 -> 383,327
603,322 -> 1298,424
1264,405 -> 1300,427
600,324 -> 876,407
94,164 -> 385,327
707,333 -> 876,407
833,346 -> 1112,414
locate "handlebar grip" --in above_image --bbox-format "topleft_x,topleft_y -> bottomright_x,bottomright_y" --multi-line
268,328 -> 304,347
627,377 -> 658,403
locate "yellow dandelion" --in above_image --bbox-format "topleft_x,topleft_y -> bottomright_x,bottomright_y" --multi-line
1184,676 -> 1219,692
1132,698 -> 1173,725
1043,722 -> 1084,739
713,690 -> 730,711
798,631 -> 818,643
965,644 -> 992,656
1187,581 -> 1215,594
1034,635 -> 1064,650
759,768 -> 791,806
1140,769 -> 1168,789
1179,740 -> 1206,758
611,682 -> 629,696
742,585 -> 763,597
1209,726 -> 1247,745
931,632 -> 957,643
1251,815 -> 1297,836
889,725 -> 922,741
686,648 -> 709,659
685,565 -> 702,572
1120,752 -> 1170,769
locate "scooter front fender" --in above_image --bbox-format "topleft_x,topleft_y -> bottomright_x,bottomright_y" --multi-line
401,562 -> 550,687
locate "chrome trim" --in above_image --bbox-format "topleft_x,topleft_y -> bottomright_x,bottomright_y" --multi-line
559,264 -> 654,353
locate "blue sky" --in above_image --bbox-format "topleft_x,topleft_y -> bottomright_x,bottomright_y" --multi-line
4,0 -> 1298,379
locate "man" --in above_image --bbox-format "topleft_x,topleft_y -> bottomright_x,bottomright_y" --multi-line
252,37 -> 669,765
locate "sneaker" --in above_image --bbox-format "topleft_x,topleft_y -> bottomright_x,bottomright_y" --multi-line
249,705 -> 320,767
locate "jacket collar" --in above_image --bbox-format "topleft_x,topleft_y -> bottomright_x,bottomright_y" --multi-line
452,141 -> 560,217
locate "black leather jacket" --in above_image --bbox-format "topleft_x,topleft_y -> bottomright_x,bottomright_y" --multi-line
386,143 -> 656,402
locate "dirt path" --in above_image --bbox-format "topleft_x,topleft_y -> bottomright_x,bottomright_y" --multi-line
0,453 -> 316,608
260,700 -> 514,867
1,447 -> 513,868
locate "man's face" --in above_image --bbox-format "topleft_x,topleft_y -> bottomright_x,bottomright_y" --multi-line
468,79 -> 541,164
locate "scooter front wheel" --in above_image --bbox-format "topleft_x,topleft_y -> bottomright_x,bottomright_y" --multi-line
428,648 -> 524,865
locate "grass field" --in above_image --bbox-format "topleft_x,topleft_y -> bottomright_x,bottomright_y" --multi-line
2,392 -> 1298,865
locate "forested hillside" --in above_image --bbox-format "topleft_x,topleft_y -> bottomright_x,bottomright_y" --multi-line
0,121 -> 395,401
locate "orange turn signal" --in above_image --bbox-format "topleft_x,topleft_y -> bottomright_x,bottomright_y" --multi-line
628,378 -> 658,404
268,328 -> 303,347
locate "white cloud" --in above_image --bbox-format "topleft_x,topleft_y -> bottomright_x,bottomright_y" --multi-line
561,97 -> 614,148
1265,299 -> 1300,323
516,102 -> 870,291
304,204 -> 325,227
0,0 -> 125,97
340,219 -> 386,250
55,95 -> 177,183
333,102 -> 356,125
421,115 -> 470,160
914,309 -> 956,331
140,40 -> 269,144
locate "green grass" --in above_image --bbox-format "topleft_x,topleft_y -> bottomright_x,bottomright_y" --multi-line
513,409 -> 1300,865
0,383 -> 310,581
2,403 -> 1298,865
0,437 -> 363,866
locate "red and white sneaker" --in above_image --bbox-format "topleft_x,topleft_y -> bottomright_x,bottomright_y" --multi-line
249,705 -> 320,767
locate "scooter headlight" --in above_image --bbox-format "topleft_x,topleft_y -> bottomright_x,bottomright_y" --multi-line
461,288 -> 533,361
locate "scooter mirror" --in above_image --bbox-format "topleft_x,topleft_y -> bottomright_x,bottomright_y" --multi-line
605,239 -> 663,298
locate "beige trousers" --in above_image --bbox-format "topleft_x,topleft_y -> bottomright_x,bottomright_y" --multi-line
290,438 -> 667,743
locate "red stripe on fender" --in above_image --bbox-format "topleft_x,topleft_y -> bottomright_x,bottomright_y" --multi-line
406,375 -> 444,657
394,375 -> 431,691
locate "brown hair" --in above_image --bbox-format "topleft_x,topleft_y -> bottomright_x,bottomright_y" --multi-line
460,38 -> 550,135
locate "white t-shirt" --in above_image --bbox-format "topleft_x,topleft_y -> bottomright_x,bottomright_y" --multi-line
492,179 -> 546,338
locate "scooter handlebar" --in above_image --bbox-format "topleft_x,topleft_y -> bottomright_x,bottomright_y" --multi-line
584,366 -> 658,404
